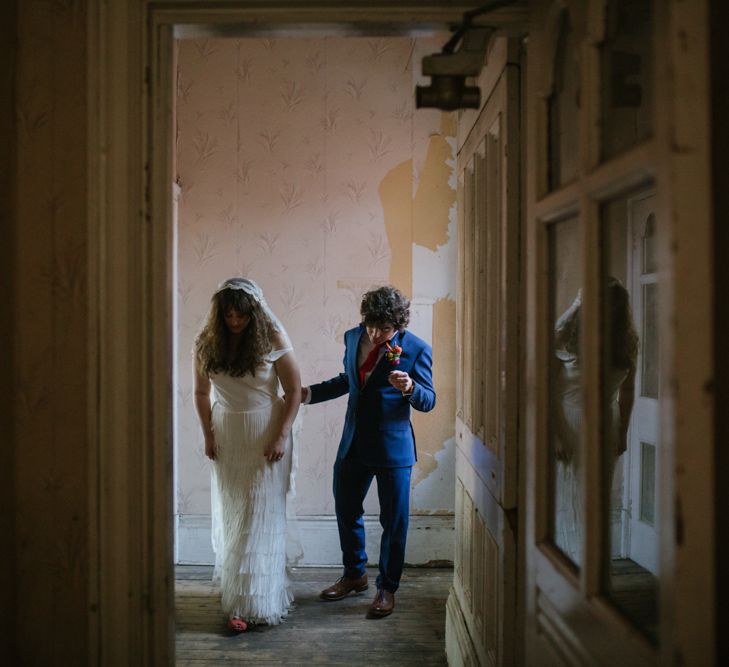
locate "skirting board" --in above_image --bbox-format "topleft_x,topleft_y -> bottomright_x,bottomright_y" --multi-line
176,513 -> 455,566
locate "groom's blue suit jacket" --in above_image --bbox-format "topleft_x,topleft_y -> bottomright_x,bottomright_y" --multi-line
309,325 -> 436,467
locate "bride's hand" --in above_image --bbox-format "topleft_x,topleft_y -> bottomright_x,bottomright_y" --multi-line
555,439 -> 573,462
264,435 -> 286,463
204,433 -> 218,461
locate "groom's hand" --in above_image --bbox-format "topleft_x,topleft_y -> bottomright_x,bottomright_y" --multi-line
388,370 -> 413,394
285,387 -> 310,403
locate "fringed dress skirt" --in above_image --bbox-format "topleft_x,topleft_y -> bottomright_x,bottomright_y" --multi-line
209,348 -> 295,625
553,361 -> 628,567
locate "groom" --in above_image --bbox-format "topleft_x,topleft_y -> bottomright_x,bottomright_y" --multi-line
303,285 -> 436,617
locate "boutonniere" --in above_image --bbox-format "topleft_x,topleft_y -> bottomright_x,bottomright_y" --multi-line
385,341 -> 402,366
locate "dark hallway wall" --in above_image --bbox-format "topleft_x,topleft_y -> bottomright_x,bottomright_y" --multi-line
0,0 -> 17,662
711,0 -> 729,662
5,1 -> 92,663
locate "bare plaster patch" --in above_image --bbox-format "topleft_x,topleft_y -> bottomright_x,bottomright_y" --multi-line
440,111 -> 457,138
413,134 -> 456,252
412,437 -> 456,512
379,137 -> 456,513
412,217 -> 457,301
412,297 -> 456,492
379,159 -> 413,296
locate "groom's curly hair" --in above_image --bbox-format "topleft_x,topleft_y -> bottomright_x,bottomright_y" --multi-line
360,285 -> 410,330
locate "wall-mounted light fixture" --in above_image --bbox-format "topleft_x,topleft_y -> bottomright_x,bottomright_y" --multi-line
415,1 -> 516,111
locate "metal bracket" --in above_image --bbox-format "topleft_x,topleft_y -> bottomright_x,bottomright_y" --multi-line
416,0 -> 517,110
421,27 -> 493,78
415,27 -> 492,110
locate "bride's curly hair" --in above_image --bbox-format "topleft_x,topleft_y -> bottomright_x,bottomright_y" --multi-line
194,288 -> 276,377
555,279 -> 638,371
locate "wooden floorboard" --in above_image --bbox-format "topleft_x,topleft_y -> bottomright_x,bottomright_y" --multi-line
176,565 -> 452,666
609,558 -> 658,644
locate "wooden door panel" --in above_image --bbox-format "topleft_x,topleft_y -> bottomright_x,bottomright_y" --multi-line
448,46 -> 521,667
455,68 -> 520,510
453,452 -> 516,666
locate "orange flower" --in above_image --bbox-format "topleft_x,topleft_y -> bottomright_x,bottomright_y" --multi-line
385,341 -> 402,365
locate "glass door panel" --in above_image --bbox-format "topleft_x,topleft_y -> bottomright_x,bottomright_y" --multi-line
600,0 -> 655,159
547,215 -> 583,568
548,11 -> 580,190
601,187 -> 659,644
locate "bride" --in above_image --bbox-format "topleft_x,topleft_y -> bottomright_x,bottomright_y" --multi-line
193,277 -> 301,632
552,278 -> 638,566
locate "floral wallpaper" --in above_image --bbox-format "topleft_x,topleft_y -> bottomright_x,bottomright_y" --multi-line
175,36 -> 457,530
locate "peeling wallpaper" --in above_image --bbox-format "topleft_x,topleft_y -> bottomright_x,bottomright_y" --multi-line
175,36 -> 457,521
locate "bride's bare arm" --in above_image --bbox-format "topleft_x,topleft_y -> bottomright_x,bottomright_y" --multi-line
193,358 -> 217,460
267,332 -> 301,462
617,366 -> 636,456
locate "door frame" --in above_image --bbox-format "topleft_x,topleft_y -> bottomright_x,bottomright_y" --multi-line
710,1 -> 729,662
87,1 -> 529,662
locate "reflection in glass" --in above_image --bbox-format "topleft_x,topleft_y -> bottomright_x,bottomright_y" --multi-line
602,190 -> 659,644
641,283 -> 658,397
601,0 -> 654,159
639,441 -> 656,525
548,10 -> 580,190
642,213 -> 656,274
548,216 -> 583,567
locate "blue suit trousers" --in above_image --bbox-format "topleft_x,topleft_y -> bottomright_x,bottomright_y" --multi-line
333,456 -> 412,593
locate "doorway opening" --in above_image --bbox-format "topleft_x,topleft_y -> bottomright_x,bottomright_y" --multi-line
169,25 -> 460,656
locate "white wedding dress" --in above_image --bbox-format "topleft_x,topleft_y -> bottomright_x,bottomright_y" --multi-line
209,347 -> 298,624
553,357 -> 628,567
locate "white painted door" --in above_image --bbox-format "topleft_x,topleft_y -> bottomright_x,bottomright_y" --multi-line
525,0 -> 667,663
522,0 -> 716,663
626,192 -> 659,574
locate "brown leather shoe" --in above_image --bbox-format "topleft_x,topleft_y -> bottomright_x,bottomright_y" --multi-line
320,574 -> 369,601
368,588 -> 395,617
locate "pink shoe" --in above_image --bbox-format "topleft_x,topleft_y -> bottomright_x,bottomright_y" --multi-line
227,617 -> 248,633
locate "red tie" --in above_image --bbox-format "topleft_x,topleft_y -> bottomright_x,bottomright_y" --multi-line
359,342 -> 385,386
